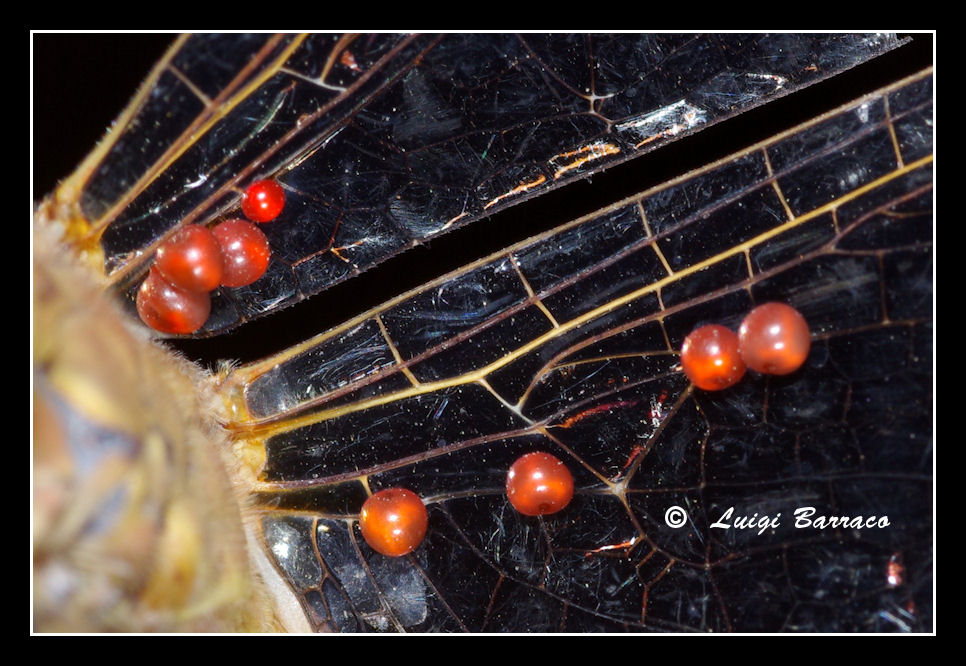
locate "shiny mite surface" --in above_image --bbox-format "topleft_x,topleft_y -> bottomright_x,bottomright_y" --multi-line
241,180 -> 286,223
506,452 -> 575,516
212,219 -> 271,287
738,302 -> 811,375
359,488 -> 429,557
136,265 -> 211,335
154,225 -> 223,293
680,324 -> 746,391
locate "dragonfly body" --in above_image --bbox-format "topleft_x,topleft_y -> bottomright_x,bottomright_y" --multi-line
33,219 -> 277,631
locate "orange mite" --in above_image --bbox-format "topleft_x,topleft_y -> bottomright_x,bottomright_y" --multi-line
680,324 -> 746,391
506,452 -> 575,516
738,302 -> 811,375
359,488 -> 429,557
212,219 -> 271,287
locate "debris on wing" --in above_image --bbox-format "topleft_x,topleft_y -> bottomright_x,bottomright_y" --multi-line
615,100 -> 709,149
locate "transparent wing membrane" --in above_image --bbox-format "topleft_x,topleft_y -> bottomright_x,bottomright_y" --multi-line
51,34 -> 904,336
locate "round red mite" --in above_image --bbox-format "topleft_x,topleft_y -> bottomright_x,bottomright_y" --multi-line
154,225 -> 223,293
680,324 -> 746,391
241,179 -> 286,223
506,452 -> 575,516
359,488 -> 428,557
738,302 -> 811,375
212,219 -> 271,287
136,265 -> 211,335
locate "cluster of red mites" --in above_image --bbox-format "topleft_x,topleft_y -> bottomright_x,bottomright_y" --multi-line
360,451 -> 576,557
680,302 -> 812,391
136,180 -> 285,334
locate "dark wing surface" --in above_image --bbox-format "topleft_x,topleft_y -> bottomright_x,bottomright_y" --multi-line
50,34 -> 903,336
222,69 -> 933,632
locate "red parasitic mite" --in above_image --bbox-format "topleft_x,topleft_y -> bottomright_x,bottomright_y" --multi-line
680,324 -> 746,391
241,179 -> 286,223
154,225 -> 224,293
136,265 -> 211,334
506,451 -> 575,516
738,302 -> 811,375
359,488 -> 429,557
212,219 -> 271,287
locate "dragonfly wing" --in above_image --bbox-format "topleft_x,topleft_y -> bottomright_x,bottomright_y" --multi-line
46,34 -> 905,336
224,69 -> 933,632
